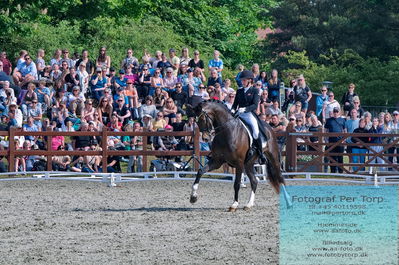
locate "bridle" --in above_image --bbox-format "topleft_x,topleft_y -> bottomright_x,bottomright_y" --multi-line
197,110 -> 214,134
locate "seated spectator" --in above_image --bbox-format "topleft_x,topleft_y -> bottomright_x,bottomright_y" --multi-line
72,123 -> 91,150
222,78 -> 235,96
97,97 -> 113,125
153,87 -> 166,111
163,67 -> 178,94
64,66 -> 80,93
52,102 -> 69,128
13,54 -> 37,87
181,68 -> 199,96
224,91 -> 235,110
50,64 -> 62,83
23,116 -> 40,144
157,53 -> 172,76
183,116 -> 198,148
163,98 -> 178,124
171,83 -> 188,111
289,101 -> 305,121
194,85 -> 210,100
68,86 -> 85,116
52,144 -> 71,171
265,100 -> 283,118
207,69 -> 222,87
210,83 -> 224,100
157,125 -> 178,151
139,95 -> 157,119
0,81 -> 16,112
102,141 -> 121,173
180,47 -> 191,66
39,65 -> 52,80
142,114 -> 154,131
21,82 -> 39,116
113,96 -> 131,125
0,51 -> 13,76
90,67 -> 108,101
153,111 -> 167,131
35,80 -> 51,110
6,101 -> 23,128
81,99 -> 95,122
259,90 -> 272,115
137,66 -> 151,99
107,113 -> 122,131
124,80 -> 139,119
27,99 -> 43,128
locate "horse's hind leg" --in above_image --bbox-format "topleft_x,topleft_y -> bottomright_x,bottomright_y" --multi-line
229,167 -> 243,212
243,162 -> 258,211
190,158 -> 223,204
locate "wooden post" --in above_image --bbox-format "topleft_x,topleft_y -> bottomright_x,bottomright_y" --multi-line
102,129 -> 108,173
142,128 -> 148,172
285,125 -> 297,172
194,127 -> 201,170
46,126 -> 53,171
8,127 -> 15,172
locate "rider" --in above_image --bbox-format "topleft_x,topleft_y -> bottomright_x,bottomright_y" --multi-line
232,70 -> 267,164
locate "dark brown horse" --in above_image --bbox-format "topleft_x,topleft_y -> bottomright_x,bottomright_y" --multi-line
188,100 -> 291,211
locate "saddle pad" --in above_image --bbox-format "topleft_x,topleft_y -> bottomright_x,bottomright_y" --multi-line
238,118 -> 267,149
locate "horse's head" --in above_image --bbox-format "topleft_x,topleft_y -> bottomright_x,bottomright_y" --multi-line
186,103 -> 214,133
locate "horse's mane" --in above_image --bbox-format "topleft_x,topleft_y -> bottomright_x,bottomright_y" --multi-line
199,99 -> 233,117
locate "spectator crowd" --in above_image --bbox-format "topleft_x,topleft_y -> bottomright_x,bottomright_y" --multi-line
0,47 -> 397,173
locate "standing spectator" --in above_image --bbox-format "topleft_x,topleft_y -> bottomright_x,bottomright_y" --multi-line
322,92 -> 340,122
341,83 -> 358,116
350,96 -> 364,118
364,112 -> 372,130
208,50 -> 223,77
324,107 -> 346,173
258,71 -> 268,90
267,69 -> 281,101
0,51 -> 12,75
180,48 -> 191,66
137,66 -> 151,99
77,62 -> 89,95
369,117 -> 385,171
121,48 -> 139,71
293,74 -> 312,114
75,49 -> 94,76
12,54 -> 37,87
130,122 -> 144,172
188,50 -> 204,71
388,111 -> 399,169
50,49 -> 62,66
251,64 -> 260,82
168,48 -> 180,76
352,118 -> 369,172
308,115 -> 322,151
345,108 -> 360,158
96,47 -> 111,73
316,86 -> 328,120
61,49 -> 74,68
235,64 -> 244,88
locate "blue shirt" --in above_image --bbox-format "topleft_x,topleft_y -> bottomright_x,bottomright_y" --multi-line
17,62 -> 38,79
316,95 -> 328,116
208,59 -> 223,77
23,123 -> 39,141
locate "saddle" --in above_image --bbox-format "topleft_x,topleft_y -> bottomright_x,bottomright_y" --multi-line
238,116 -> 267,149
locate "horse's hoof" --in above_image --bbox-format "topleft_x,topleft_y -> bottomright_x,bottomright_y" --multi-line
228,207 -> 237,212
190,196 -> 198,204
243,206 -> 251,211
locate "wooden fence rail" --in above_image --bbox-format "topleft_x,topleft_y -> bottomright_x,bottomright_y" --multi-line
3,127 -> 399,175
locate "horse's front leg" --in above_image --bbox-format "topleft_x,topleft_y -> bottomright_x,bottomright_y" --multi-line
243,162 -> 258,211
229,167 -> 243,212
190,158 -> 222,203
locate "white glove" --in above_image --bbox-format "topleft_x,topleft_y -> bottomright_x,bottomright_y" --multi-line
238,107 -> 246,113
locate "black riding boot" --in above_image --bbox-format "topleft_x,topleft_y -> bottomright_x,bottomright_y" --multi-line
256,138 -> 267,164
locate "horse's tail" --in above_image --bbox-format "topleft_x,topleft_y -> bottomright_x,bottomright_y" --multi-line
264,151 -> 285,194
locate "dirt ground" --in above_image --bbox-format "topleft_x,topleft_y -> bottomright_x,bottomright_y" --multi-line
0,179 -> 281,265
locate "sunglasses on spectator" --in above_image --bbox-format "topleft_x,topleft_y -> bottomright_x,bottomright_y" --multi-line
321,89 -> 327,92
297,120 -> 303,122
256,84 -> 262,86
32,101 -> 37,103
354,102 -> 359,104
117,99 -> 123,102
289,118 -> 296,121
25,57 -> 31,60
143,68 -> 148,70
329,95 -> 334,97
157,114 -> 163,117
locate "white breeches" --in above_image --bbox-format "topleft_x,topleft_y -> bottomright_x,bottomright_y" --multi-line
239,112 -> 259,139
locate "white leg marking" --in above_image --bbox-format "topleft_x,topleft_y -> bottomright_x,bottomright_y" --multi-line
245,191 -> 255,209
231,201 -> 239,209
191,183 -> 199,197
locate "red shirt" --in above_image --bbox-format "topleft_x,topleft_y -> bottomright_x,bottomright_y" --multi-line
0,58 -> 12,75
